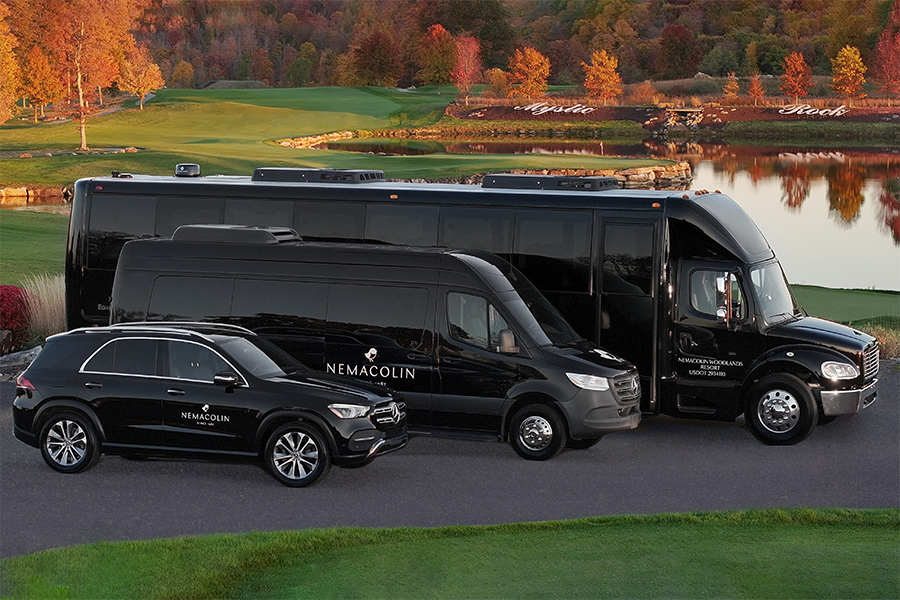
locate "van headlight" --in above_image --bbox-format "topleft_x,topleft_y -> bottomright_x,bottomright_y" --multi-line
328,404 -> 371,419
821,361 -> 859,380
566,373 -> 610,391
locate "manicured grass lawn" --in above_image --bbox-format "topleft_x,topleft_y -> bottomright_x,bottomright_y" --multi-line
0,87 -> 667,187
0,211 -> 68,287
792,285 -> 900,326
2,510 -> 897,599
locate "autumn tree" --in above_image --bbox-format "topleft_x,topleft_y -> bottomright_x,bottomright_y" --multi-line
873,2 -> 900,98
582,49 -> 622,105
416,24 -> 455,94
353,30 -> 402,87
451,36 -> 481,105
830,45 -> 866,106
656,24 -> 703,80
21,46 -> 64,122
170,59 -> 194,88
483,67 -> 509,97
0,0 -> 20,124
249,47 -> 274,84
507,46 -> 549,99
118,44 -> 165,108
779,52 -> 813,104
747,73 -> 765,106
722,72 -> 740,102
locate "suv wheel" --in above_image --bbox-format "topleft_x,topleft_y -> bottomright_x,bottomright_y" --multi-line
39,412 -> 101,473
509,404 -> 566,460
265,422 -> 332,487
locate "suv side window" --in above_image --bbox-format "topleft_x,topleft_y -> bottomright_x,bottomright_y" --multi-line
83,338 -> 159,376
447,293 -> 510,351
165,340 -> 231,382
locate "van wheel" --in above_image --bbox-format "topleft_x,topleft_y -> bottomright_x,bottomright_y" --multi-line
39,412 -> 101,473
565,437 -> 602,450
510,404 -> 566,460
265,422 -> 331,487
745,374 -> 817,445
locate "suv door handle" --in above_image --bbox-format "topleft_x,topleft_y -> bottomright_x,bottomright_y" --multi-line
407,352 -> 431,362
166,388 -> 185,396
84,382 -> 103,389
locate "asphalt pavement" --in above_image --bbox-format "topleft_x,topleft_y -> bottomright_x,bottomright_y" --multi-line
2,364 -> 898,558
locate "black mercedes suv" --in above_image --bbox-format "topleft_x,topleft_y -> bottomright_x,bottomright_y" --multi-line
13,323 -> 407,486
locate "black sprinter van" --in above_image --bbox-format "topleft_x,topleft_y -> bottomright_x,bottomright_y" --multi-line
110,225 -> 643,460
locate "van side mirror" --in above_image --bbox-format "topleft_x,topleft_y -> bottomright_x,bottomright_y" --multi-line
214,372 -> 242,390
498,329 -> 520,355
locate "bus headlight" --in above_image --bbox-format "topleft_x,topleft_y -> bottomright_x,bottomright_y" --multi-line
821,361 -> 859,380
566,373 -> 610,391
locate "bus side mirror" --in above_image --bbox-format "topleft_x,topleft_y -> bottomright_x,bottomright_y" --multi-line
498,329 -> 520,355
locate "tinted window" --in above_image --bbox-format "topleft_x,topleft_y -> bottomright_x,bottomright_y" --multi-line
447,293 -> 510,351
327,285 -> 428,349
165,341 -> 231,382
88,194 -> 157,269
156,197 -> 224,237
439,207 -> 513,254
513,210 -> 592,292
232,279 -> 326,322
294,201 -> 365,241
603,224 -> 654,295
366,204 -> 439,246
83,339 -> 158,376
149,276 -> 234,320
691,270 -> 744,320
225,199 -> 294,227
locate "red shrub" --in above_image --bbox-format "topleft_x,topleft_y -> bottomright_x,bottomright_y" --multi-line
0,285 -> 30,352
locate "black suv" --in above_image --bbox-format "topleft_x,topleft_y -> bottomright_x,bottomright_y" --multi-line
13,323 -> 407,486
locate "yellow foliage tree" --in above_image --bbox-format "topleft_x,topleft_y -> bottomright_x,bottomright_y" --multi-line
0,1 -> 20,124
722,72 -> 740,102
507,46 -> 549,99
830,45 -> 867,106
118,44 -> 165,109
581,49 -> 622,106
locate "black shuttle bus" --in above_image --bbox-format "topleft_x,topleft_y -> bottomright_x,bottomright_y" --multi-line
66,165 -> 880,445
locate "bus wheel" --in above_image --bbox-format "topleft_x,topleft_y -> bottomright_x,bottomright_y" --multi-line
745,374 -> 817,445
510,404 -> 566,460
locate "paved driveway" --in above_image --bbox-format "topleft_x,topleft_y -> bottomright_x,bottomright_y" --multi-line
2,365 -> 897,558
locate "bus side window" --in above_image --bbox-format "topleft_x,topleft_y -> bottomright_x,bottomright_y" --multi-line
294,201 -> 365,241
87,194 -> 157,270
156,197 -> 224,237
365,204 -> 439,246
513,209 -> 592,292
439,207 -> 514,255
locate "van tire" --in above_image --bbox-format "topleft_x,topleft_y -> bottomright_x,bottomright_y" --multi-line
39,411 -> 101,473
745,374 -> 817,445
509,404 -> 567,460
265,422 -> 331,487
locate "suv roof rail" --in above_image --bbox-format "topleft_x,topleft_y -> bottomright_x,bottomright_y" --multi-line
482,173 -> 619,191
107,321 -> 255,335
251,167 -> 385,183
171,224 -> 301,244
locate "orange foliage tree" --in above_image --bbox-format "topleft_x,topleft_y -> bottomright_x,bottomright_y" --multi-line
507,46 -> 549,99
581,49 -> 622,105
416,24 -> 456,94
747,73 -> 765,106
873,2 -> 900,98
0,0 -> 20,124
451,36 -> 481,105
21,46 -> 64,122
830,45 -> 866,106
779,52 -> 813,104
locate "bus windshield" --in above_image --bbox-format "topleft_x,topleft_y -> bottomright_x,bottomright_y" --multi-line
750,261 -> 799,325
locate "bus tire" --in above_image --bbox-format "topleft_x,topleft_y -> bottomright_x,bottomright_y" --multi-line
745,373 -> 817,445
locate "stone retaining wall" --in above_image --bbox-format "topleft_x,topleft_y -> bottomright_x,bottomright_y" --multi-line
0,187 -> 66,204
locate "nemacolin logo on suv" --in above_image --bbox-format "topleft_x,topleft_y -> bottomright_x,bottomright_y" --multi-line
326,349 -> 416,380
182,407 -> 230,423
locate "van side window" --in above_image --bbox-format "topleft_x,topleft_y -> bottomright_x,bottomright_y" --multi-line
83,339 -> 159,376
294,201 -> 365,241
165,341 -> 230,382
690,270 -> 744,320
88,194 -> 157,269
149,276 -> 234,321
602,224 -> 654,295
447,293 -> 510,351
439,207 -> 514,254
513,210 -> 592,292
328,285 -> 428,349
155,197 -> 224,237
366,204 -> 439,246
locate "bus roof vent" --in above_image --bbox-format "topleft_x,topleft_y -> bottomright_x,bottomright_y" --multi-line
172,225 -> 301,244
175,163 -> 201,177
251,167 -> 385,183
482,173 -> 619,191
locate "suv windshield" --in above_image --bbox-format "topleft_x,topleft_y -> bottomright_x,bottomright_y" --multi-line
211,334 -> 305,379
750,261 -> 799,325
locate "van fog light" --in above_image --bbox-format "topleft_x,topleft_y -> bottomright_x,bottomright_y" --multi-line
567,373 -> 610,391
821,361 -> 859,380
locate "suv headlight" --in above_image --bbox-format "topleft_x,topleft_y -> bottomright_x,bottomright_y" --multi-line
821,361 -> 859,380
566,373 -> 610,391
328,403 -> 371,419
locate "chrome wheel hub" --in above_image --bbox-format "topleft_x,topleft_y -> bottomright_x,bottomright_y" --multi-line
758,389 -> 800,433
519,416 -> 554,451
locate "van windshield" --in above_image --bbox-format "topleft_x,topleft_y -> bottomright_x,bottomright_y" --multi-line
500,283 -> 583,347
212,334 -> 305,379
749,261 -> 799,325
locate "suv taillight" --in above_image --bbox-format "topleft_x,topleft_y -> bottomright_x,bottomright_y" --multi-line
16,374 -> 35,390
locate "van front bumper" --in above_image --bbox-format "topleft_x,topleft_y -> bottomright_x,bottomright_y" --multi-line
565,390 -> 641,438
820,380 -> 877,416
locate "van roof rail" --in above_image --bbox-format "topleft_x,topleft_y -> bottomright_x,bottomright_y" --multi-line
482,173 -> 619,191
171,224 -> 301,244
251,167 -> 385,183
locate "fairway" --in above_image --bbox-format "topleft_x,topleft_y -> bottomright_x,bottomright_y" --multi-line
0,87 -> 666,186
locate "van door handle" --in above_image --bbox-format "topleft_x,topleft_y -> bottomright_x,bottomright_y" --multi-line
84,382 -> 103,389
441,356 -> 461,365
407,352 -> 431,362
166,388 -> 185,396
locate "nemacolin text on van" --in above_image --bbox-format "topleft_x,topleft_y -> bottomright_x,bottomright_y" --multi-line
327,363 -> 415,379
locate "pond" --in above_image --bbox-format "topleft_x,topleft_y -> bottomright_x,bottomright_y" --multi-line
326,138 -> 900,291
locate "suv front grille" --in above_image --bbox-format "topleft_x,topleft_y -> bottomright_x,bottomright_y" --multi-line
612,373 -> 641,403
863,341 -> 880,381
371,401 -> 406,430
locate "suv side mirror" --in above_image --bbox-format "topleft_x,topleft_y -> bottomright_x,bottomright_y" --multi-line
214,372 -> 242,390
498,329 -> 520,355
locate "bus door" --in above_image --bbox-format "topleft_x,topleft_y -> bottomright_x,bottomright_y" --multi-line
669,260 -> 763,420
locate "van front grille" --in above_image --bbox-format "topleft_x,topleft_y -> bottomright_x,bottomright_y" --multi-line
863,342 -> 880,381
613,373 -> 641,403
